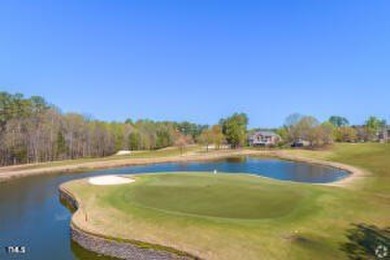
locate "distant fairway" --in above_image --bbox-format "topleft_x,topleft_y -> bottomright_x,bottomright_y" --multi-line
106,174 -> 304,219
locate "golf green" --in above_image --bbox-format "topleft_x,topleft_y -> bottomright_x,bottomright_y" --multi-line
104,173 -> 305,219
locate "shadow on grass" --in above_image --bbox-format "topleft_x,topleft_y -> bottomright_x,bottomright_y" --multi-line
341,223 -> 390,259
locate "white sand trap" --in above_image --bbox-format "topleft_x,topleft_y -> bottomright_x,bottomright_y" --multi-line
88,175 -> 135,185
114,150 -> 131,156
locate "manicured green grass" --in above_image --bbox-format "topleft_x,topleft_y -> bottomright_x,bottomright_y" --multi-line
285,143 -> 390,193
106,174 -> 305,219
65,143 -> 390,260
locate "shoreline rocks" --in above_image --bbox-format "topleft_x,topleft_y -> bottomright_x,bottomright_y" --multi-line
59,186 -> 197,260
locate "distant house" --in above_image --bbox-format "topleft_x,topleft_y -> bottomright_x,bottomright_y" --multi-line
248,131 -> 281,146
378,126 -> 390,143
353,125 -> 390,142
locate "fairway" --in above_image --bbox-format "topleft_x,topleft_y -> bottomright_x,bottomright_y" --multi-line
106,174 -> 304,219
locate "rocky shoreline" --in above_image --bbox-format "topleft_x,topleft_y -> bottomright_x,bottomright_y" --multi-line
59,185 -> 197,260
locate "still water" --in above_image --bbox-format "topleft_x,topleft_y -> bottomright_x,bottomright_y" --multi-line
0,156 -> 348,259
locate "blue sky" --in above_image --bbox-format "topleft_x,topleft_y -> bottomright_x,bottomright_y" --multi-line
1,1 -> 389,128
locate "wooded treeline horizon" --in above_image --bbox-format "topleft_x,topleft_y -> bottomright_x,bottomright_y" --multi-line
0,92 -> 213,166
0,91 -> 387,166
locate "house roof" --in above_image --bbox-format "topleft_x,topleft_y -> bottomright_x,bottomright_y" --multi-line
250,131 -> 279,137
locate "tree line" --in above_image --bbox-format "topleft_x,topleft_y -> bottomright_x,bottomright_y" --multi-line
0,92 -> 207,166
0,91 -> 387,166
276,114 -> 388,146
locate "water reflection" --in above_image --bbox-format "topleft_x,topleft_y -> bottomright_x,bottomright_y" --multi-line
225,157 -> 247,163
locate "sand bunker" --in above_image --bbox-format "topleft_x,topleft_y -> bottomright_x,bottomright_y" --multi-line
88,175 -> 135,185
115,150 -> 132,156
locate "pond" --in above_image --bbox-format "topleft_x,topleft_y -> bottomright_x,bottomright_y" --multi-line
0,156 -> 349,259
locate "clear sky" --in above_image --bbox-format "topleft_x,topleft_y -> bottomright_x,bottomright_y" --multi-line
1,1 -> 389,128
